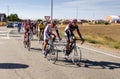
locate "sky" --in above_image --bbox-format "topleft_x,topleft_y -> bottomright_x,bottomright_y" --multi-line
0,0 -> 120,20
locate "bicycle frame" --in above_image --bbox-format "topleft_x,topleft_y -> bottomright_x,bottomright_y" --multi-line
68,37 -> 77,53
64,36 -> 82,66
24,31 -> 31,51
39,30 -> 44,41
44,38 -> 58,64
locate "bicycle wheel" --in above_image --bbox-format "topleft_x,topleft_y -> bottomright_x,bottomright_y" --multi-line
70,46 -> 82,65
40,32 -> 44,41
27,40 -> 31,51
39,31 -> 44,42
23,41 -> 26,48
47,45 -> 58,64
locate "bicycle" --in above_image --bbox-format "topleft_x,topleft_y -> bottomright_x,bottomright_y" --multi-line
62,36 -> 84,66
42,38 -> 58,64
39,30 -> 44,42
23,31 -> 31,51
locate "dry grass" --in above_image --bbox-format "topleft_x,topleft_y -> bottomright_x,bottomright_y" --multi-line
58,23 -> 120,50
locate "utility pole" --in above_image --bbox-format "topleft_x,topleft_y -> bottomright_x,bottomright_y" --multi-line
76,7 -> 78,19
7,5 -> 9,16
51,0 -> 53,21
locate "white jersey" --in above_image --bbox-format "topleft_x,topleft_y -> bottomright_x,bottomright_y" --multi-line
44,24 -> 58,40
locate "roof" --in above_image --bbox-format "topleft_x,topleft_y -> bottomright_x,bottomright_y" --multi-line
105,15 -> 120,21
0,13 -> 6,15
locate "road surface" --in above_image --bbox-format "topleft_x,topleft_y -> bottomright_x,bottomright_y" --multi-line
0,27 -> 120,79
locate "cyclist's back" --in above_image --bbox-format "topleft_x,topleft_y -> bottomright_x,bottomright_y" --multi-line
44,24 -> 58,40
64,19 -> 84,56
65,23 -> 78,33
38,21 -> 45,30
37,21 -> 45,38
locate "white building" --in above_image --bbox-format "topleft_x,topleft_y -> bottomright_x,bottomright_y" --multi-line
105,15 -> 120,23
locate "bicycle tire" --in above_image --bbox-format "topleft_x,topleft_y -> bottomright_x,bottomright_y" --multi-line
47,45 -> 58,64
27,40 -> 31,51
23,41 -> 26,48
70,46 -> 82,65
39,32 -> 44,42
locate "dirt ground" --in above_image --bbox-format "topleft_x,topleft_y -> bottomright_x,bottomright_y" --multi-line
59,24 -> 120,42
58,23 -> 120,51
79,24 -> 120,42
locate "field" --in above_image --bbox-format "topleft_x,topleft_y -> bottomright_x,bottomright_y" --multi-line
58,23 -> 120,50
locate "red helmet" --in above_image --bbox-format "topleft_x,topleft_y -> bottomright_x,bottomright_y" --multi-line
72,19 -> 78,23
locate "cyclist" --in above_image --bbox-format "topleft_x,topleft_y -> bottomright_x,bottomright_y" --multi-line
23,20 -> 32,44
43,20 -> 61,57
37,21 -> 45,39
65,19 -> 84,56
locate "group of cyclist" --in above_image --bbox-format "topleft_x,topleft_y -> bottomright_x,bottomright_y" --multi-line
23,19 -> 85,57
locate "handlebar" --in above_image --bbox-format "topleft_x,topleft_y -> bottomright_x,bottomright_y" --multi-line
73,38 -> 85,45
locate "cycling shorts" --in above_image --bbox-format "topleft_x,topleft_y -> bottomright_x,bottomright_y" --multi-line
65,30 -> 75,42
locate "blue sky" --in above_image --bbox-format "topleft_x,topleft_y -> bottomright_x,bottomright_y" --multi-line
0,0 -> 120,20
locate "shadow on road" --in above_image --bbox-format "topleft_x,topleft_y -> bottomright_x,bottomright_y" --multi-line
54,58 -> 120,69
9,35 -> 21,37
55,58 -> 80,68
30,47 -> 42,52
81,59 -> 120,70
0,63 -> 29,69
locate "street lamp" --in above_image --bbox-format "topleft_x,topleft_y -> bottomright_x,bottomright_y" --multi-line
51,0 -> 53,21
7,5 -> 9,16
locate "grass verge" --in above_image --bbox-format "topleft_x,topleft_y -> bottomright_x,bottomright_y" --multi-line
84,34 -> 120,49
58,24 -> 120,50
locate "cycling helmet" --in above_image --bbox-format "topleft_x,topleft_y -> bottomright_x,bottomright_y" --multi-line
72,19 -> 78,23
27,19 -> 31,23
51,19 -> 57,24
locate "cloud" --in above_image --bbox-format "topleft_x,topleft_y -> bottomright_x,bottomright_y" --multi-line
1,0 -> 119,19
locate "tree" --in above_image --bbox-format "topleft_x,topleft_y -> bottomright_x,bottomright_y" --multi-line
7,14 -> 21,21
37,19 -> 43,22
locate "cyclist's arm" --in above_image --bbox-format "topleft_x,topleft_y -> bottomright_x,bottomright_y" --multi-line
55,26 -> 61,40
76,26 -> 84,40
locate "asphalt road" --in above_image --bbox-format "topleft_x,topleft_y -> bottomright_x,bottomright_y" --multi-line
0,27 -> 120,79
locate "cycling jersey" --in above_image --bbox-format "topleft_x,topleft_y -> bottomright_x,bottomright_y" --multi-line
38,23 -> 45,29
65,23 -> 78,35
44,24 -> 58,40
65,23 -> 78,32
65,23 -> 79,41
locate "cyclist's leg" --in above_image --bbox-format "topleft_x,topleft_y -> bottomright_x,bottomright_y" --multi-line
30,29 -> 33,40
43,33 -> 49,57
39,28 -> 42,38
24,28 -> 27,41
41,29 -> 44,40
38,31 -> 40,39
23,31 -> 27,47
24,28 -> 29,43
70,33 -> 76,47
43,39 -> 48,50
51,33 -> 56,42
26,28 -> 31,44
65,33 -> 71,56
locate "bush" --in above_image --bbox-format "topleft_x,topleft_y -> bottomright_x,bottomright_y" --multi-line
62,20 -> 70,24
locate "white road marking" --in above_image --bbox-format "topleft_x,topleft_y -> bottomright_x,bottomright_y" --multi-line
79,46 -> 120,59
0,31 -> 8,33
7,29 -> 11,39
0,34 -> 7,35
0,29 -> 11,39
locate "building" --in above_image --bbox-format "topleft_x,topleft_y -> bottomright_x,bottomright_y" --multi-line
105,15 -> 120,23
0,13 -> 7,26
